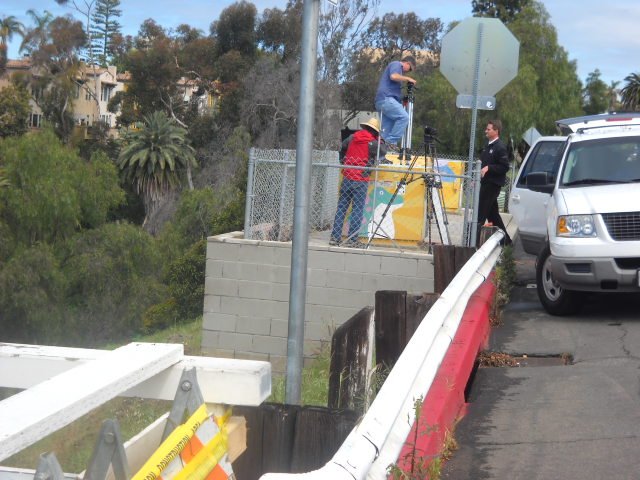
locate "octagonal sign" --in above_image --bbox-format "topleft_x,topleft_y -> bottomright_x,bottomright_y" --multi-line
440,17 -> 519,97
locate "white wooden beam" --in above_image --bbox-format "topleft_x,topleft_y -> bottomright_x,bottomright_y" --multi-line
0,343 -> 272,406
0,342 -> 183,462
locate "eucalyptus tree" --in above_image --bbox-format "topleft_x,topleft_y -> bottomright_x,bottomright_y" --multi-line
118,111 -> 197,226
582,69 -> 609,115
506,0 -> 582,134
472,0 -> 531,23
621,73 -> 640,111
0,82 -> 31,138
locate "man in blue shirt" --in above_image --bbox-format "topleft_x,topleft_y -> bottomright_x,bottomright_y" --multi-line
374,55 -> 417,148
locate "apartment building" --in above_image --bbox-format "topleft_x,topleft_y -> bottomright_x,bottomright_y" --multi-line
1,58 -> 218,137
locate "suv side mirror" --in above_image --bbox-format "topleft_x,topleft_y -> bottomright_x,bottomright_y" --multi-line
526,171 -> 555,194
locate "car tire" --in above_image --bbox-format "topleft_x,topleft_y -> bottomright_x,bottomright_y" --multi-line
536,244 -> 581,315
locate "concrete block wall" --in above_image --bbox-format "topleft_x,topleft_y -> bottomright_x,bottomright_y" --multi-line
202,232 -> 435,373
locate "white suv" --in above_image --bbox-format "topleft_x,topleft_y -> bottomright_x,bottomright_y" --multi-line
510,113 -> 640,315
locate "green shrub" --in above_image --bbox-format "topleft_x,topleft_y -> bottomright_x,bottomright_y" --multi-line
167,239 -> 206,322
142,298 -> 179,332
0,244 -> 66,343
57,222 -> 166,343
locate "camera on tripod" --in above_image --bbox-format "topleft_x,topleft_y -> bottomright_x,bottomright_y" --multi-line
424,125 -> 438,143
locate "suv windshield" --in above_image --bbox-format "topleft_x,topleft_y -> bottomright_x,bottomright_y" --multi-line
560,136 -> 640,187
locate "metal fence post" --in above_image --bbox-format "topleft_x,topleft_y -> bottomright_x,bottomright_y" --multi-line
244,148 -> 256,239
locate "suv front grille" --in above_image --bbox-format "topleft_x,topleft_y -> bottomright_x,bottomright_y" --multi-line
602,212 -> 640,241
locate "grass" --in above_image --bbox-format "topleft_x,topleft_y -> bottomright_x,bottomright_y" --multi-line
269,346 -> 331,406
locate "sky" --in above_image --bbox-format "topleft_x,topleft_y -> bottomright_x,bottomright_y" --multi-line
2,0 -> 639,85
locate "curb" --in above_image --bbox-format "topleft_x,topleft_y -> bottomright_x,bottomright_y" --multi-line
396,273 -> 496,472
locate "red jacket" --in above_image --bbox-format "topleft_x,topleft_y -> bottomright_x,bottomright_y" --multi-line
342,129 -> 377,182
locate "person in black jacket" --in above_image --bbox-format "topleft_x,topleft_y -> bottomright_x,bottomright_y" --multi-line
477,119 -> 512,246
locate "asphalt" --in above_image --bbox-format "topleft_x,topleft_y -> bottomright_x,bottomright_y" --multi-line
442,237 -> 640,479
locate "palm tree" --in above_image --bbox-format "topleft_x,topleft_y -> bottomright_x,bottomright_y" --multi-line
621,72 -> 640,112
20,9 -> 53,55
118,111 -> 197,224
0,15 -> 24,46
0,15 -> 24,71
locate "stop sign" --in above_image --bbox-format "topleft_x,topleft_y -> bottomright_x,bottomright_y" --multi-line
440,17 -> 519,96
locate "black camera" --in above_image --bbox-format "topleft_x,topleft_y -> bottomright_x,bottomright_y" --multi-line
424,125 -> 438,136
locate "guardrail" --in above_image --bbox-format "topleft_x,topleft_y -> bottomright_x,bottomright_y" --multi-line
261,230 -> 504,480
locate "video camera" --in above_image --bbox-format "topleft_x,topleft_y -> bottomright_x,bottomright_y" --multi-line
424,125 -> 439,143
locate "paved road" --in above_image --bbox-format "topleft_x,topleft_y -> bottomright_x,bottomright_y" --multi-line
442,238 -> 640,479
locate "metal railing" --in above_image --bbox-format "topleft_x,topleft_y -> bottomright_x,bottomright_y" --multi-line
260,231 -> 504,480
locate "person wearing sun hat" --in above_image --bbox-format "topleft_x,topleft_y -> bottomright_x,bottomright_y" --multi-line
374,55 -> 417,148
330,117 -> 385,247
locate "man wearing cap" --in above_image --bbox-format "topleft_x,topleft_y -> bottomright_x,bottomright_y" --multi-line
374,55 -> 417,148
330,117 -> 385,247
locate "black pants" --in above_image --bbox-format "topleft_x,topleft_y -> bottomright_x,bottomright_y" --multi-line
477,182 -> 511,245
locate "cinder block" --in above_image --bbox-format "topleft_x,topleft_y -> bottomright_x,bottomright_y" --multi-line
219,331 -> 253,351
345,253 -> 381,274
205,277 -> 239,297
325,270 -> 364,291
222,262 -> 258,280
306,286 -> 330,306
306,303 -> 356,326
207,241 -> 240,261
269,355 -> 287,374
205,259 -> 224,277
220,296 -> 263,317
271,283 -> 290,302
307,250 -> 345,271
380,256 -> 418,276
270,318 -> 288,337
234,351 -> 269,362
202,313 -> 236,332
304,321 -> 333,341
255,264 -> 290,284
239,243 -> 276,264
307,268 -> 327,287
203,295 -> 221,313
237,280 -> 274,301
273,246 -> 292,266
200,329 -> 219,350
252,335 -> 287,356
236,315 -> 271,335
417,259 -> 435,280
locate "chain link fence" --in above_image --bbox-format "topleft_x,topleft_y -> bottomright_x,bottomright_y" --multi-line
244,148 -> 484,247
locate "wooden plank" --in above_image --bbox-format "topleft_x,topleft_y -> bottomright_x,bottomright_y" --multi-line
289,406 -> 359,473
375,291 -> 407,370
0,343 -> 272,406
405,293 -> 439,343
328,307 -> 374,412
433,244 -> 456,294
0,343 -> 183,462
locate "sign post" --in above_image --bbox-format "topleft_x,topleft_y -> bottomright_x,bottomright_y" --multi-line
440,17 -> 519,246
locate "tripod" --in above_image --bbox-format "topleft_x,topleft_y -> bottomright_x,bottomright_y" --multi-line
399,83 -> 415,164
366,128 -> 450,251
421,133 -> 450,250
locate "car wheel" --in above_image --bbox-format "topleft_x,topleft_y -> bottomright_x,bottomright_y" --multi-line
536,244 -> 580,316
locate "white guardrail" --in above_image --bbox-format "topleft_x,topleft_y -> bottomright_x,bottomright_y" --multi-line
261,231 -> 504,480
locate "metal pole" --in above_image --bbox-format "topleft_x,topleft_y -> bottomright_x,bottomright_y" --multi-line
243,148 -> 256,239
286,0 -> 320,405
464,21 -> 484,247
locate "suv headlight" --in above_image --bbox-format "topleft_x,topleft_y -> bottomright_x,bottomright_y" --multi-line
556,215 -> 597,237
